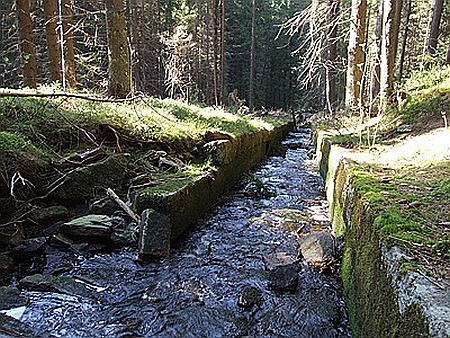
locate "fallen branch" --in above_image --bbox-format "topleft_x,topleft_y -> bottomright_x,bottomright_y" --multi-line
106,188 -> 141,224
0,91 -> 144,103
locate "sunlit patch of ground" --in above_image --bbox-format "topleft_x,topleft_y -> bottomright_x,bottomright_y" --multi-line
339,127 -> 450,284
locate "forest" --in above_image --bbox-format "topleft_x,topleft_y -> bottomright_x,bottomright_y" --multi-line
0,0 -> 449,114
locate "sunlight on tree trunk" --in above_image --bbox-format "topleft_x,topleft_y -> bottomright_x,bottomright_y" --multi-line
16,0 -> 37,88
105,0 -> 132,98
43,0 -> 62,83
325,0 -> 339,114
345,0 -> 367,112
63,0 -> 76,88
249,0 -> 256,112
380,0 -> 400,109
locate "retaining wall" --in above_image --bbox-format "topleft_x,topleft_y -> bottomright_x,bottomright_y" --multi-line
316,132 -> 450,338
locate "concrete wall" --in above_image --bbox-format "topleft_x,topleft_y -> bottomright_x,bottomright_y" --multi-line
316,132 -> 450,338
134,124 -> 290,243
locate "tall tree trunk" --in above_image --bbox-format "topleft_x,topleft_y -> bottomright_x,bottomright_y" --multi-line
213,0 -> 219,106
370,0 -> 383,106
398,0 -> 411,80
62,0 -> 76,88
16,0 -> 37,88
249,0 -> 256,111
345,0 -> 367,112
380,0 -> 400,109
105,0 -> 132,98
325,0 -> 339,114
220,0 -> 226,105
129,0 -> 144,92
426,0 -> 444,55
43,0 -> 62,83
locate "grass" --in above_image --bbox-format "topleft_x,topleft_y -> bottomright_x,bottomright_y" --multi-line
0,88 -> 288,160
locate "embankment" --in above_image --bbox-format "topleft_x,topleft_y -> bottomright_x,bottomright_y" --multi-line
316,132 -> 450,338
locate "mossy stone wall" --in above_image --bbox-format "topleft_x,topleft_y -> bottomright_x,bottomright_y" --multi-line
134,124 -> 290,241
317,133 -> 430,338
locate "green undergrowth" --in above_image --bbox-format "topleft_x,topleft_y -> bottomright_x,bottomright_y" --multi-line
0,88 -> 288,160
399,66 -> 450,129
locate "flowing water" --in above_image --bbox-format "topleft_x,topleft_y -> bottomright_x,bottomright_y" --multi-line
6,130 -> 352,337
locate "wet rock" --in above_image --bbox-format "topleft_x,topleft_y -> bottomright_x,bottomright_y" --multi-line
298,231 -> 336,268
237,285 -> 263,308
265,252 -> 299,292
50,233 -> 74,248
19,274 -> 97,300
60,214 -> 113,238
0,313 -> 56,338
30,205 -> 70,227
138,209 -> 171,258
10,237 -> 46,255
111,229 -> 136,247
0,286 -> 28,310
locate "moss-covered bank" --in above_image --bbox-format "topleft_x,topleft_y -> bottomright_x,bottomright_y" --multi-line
317,132 -> 450,338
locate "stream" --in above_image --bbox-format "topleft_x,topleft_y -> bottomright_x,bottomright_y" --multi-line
2,130 -> 352,337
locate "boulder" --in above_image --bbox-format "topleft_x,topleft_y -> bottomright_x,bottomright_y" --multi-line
237,285 -> 263,309
60,214 -> 113,238
0,286 -> 28,310
30,206 -> 70,227
138,209 -> 171,258
298,231 -> 336,268
264,252 -> 299,292
19,274 -> 99,300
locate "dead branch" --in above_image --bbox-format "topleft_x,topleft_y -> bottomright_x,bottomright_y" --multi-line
0,91 -> 144,103
106,188 -> 141,224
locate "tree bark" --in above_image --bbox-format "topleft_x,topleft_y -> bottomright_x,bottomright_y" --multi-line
426,0 -> 444,55
43,0 -> 62,83
249,0 -> 256,111
345,0 -> 367,112
62,0 -> 76,88
220,0 -> 226,105
16,0 -> 37,88
380,0 -> 400,108
370,0 -> 383,105
398,0 -> 412,80
325,0 -> 339,114
105,0 -> 132,98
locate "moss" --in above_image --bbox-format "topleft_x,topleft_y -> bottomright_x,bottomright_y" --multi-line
341,199 -> 430,338
133,177 -> 194,213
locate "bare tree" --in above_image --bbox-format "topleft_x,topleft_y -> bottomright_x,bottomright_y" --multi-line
16,0 -> 37,88
345,0 -> 367,112
105,0 -> 132,98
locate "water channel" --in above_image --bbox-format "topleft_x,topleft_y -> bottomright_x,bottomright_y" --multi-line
3,130 -> 352,337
